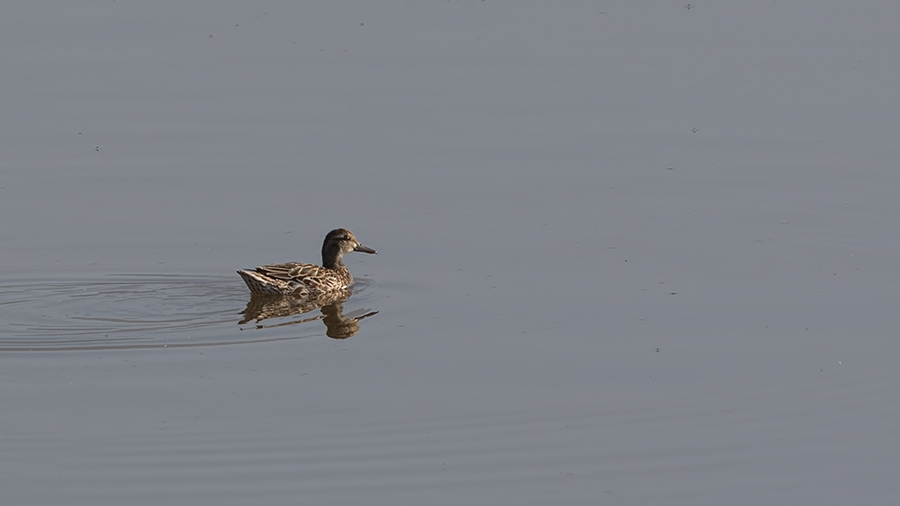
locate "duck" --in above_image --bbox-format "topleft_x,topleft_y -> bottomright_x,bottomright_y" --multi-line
237,228 -> 376,296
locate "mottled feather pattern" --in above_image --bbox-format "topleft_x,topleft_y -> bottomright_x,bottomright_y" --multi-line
253,262 -> 351,294
237,229 -> 376,296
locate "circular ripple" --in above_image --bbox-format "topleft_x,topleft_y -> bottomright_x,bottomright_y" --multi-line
0,274 -> 379,351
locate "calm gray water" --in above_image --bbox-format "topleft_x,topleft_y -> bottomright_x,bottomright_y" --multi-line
2,2 -> 900,504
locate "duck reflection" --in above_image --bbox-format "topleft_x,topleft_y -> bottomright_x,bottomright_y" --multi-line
238,291 -> 378,339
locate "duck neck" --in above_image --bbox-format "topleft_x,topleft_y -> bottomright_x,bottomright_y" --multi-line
322,246 -> 345,270
323,257 -> 346,271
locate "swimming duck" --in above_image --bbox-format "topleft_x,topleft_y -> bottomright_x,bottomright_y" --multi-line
237,228 -> 376,296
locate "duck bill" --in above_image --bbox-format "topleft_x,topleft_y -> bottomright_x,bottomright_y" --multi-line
354,244 -> 377,254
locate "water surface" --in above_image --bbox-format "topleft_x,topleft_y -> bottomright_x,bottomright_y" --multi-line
2,2 -> 900,504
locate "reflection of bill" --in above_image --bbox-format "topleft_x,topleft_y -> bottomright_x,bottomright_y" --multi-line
322,302 -> 379,339
239,296 -> 378,340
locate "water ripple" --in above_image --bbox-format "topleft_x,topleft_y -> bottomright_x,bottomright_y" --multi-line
0,274 -> 379,351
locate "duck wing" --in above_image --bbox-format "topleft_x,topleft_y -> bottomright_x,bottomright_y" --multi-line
254,262 -> 326,281
254,262 -> 348,293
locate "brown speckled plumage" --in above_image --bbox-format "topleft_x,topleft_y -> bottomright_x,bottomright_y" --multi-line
237,228 -> 376,296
